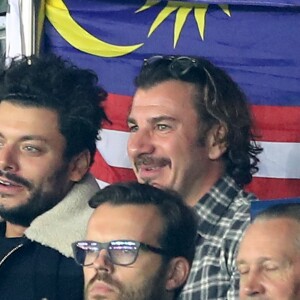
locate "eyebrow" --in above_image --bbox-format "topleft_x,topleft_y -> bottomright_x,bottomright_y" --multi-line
236,257 -> 275,266
236,258 -> 246,266
127,116 -> 136,124
0,133 -> 49,143
127,115 -> 177,125
20,135 -> 49,143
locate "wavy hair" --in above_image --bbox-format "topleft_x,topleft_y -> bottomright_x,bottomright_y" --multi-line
0,54 -> 108,164
135,55 -> 263,186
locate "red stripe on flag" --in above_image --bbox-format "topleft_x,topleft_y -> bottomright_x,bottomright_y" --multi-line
251,105 -> 300,143
246,177 -> 300,200
90,150 -> 136,184
102,95 -> 300,144
102,93 -> 132,132
95,94 -> 300,200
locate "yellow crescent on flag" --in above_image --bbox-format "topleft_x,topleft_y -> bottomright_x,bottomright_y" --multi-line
45,0 -> 144,57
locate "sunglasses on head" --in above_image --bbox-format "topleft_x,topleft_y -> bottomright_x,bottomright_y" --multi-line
142,55 -> 218,100
143,55 -> 213,79
72,240 -> 171,267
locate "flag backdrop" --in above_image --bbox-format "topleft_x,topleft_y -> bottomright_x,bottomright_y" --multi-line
43,0 -> 300,200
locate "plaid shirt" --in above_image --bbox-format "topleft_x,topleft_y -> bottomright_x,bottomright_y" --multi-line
179,175 -> 256,300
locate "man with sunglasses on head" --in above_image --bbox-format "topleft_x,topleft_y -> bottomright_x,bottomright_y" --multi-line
127,55 -> 263,299
73,181 -> 198,300
0,54 -> 107,299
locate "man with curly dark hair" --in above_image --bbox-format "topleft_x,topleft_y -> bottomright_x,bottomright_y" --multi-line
0,54 -> 108,300
127,55 -> 263,300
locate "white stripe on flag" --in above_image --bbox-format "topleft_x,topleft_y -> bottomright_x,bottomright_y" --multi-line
95,178 -> 110,189
97,130 -> 300,180
96,129 -> 132,168
255,141 -> 300,179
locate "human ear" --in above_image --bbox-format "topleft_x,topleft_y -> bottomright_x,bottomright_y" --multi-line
207,124 -> 228,160
165,257 -> 190,291
69,149 -> 91,182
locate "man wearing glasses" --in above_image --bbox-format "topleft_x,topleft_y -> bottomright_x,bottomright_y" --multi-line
72,181 -> 198,300
127,55 -> 263,299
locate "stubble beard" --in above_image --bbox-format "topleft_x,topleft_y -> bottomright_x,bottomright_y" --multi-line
0,165 -> 71,227
85,263 -> 168,300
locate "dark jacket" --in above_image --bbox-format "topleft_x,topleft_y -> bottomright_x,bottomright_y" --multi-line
0,234 -> 83,300
0,174 -> 99,300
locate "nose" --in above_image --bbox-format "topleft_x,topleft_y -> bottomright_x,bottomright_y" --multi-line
240,271 -> 265,298
0,144 -> 18,172
92,249 -> 114,273
127,129 -> 155,160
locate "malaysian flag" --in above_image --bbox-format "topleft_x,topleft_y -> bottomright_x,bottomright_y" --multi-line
42,0 -> 300,200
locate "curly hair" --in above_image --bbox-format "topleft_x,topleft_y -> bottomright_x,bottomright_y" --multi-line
0,54 -> 108,165
135,55 -> 263,186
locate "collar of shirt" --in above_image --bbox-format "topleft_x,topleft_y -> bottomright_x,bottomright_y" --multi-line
193,174 -> 241,239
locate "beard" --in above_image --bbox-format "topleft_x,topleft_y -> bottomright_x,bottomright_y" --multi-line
0,165 -> 71,227
85,262 -> 169,300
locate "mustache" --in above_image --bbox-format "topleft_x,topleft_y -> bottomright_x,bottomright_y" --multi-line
0,170 -> 33,190
96,272 -> 117,285
134,154 -> 170,168
87,271 -> 122,292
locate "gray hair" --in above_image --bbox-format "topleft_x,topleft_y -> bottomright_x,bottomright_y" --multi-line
254,203 -> 300,249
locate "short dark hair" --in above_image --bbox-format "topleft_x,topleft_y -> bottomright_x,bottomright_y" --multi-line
0,54 -> 108,164
135,55 -> 263,186
89,181 -> 198,266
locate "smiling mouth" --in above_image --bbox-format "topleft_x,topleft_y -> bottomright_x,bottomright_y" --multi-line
0,178 -> 25,197
138,164 -> 165,175
137,161 -> 170,173
144,166 -> 160,171
0,179 -> 16,186
0,170 -> 32,190
0,178 -> 22,187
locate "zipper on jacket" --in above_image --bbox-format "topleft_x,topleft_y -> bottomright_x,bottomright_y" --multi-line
0,243 -> 24,266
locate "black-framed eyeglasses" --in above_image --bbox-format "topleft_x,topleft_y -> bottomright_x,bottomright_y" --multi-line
72,240 -> 170,267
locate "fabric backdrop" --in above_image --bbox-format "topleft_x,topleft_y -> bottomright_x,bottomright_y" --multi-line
43,0 -> 300,200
